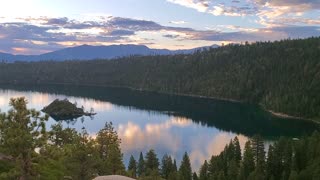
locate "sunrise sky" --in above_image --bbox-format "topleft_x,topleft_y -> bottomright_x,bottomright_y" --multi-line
0,0 -> 319,55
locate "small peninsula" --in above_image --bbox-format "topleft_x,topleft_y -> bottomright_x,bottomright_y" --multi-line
42,99 -> 96,120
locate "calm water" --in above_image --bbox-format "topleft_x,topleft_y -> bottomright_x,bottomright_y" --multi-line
0,84 -> 319,170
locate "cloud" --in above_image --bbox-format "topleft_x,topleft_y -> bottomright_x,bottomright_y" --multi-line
169,20 -> 188,25
45,17 -> 69,25
0,15 -> 319,55
108,30 -> 135,36
166,0 -> 320,28
255,0 -> 320,9
167,0 -> 258,16
118,117 -> 192,153
163,34 -> 180,39
191,26 -> 320,42
167,0 -> 209,12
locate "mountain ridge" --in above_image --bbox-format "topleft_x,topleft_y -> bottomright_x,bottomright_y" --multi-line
0,44 -> 219,62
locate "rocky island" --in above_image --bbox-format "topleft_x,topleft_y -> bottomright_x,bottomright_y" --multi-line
42,99 -> 96,120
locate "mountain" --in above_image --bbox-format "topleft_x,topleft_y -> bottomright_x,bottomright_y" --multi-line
0,44 -> 219,62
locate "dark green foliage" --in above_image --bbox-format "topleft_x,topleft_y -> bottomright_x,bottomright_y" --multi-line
179,152 -> 192,180
64,128 -> 98,180
173,159 -> 177,172
233,136 -> 242,165
48,123 -> 79,147
161,154 -> 174,179
42,99 -> 86,120
145,149 -> 160,176
41,99 -> 95,120
0,97 -> 48,179
128,155 -> 137,178
96,122 -> 125,175
239,141 -> 255,180
201,132 -> 320,180
199,160 -> 208,180
1,38 -> 320,120
192,172 -> 199,180
251,135 -> 265,176
137,152 -> 145,177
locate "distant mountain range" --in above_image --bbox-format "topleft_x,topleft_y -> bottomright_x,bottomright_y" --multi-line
0,44 -> 219,62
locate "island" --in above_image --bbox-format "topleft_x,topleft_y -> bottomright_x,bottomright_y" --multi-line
42,99 -> 96,120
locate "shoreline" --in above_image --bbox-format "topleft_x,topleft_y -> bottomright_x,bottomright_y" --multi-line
1,82 -> 319,123
265,108 -> 320,125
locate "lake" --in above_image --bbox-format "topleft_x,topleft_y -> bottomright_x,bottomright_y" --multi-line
0,84 -> 319,170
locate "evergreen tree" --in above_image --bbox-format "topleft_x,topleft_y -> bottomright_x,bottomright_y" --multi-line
199,160 -> 208,180
173,159 -> 178,172
266,144 -> 275,180
49,123 -> 79,147
208,155 -> 217,179
239,141 -> 255,179
128,155 -> 137,178
193,172 -> 199,180
233,136 -> 242,165
161,154 -> 173,179
179,152 -> 192,180
145,149 -> 159,175
227,160 -> 238,180
137,152 -> 145,177
96,122 -> 125,175
251,135 -> 265,172
0,97 -> 48,179
65,128 -> 98,180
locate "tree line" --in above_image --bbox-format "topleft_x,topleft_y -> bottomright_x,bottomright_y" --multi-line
0,37 -> 319,120
0,97 -> 320,179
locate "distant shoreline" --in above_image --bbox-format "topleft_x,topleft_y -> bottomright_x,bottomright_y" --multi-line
265,108 -> 320,125
1,82 -> 319,124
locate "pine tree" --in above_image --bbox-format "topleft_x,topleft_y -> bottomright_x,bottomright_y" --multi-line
95,122 -> 125,175
145,149 -> 159,175
208,156 -> 217,179
233,136 -> 242,165
0,97 -> 48,179
193,172 -> 199,180
266,144 -> 275,179
161,154 -> 173,179
251,135 -> 265,173
66,128 -> 98,180
227,160 -> 238,180
173,159 -> 178,172
199,160 -> 208,180
137,152 -> 145,177
179,152 -> 192,180
239,141 -> 255,179
128,155 -> 137,178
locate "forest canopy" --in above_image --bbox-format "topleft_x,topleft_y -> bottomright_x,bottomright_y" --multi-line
0,37 -> 319,120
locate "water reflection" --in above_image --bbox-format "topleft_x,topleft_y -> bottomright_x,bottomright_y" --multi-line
1,84 -> 318,138
0,84 -> 319,170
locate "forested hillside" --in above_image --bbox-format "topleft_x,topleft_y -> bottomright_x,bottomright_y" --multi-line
0,37 -> 319,120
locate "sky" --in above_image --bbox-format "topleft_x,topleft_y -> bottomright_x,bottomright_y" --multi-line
0,0 -> 319,55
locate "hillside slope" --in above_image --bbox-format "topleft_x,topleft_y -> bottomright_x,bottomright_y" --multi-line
0,44 -> 218,62
0,37 -> 319,120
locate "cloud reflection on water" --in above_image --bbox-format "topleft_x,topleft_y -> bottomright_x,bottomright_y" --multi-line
117,117 -> 248,171
0,88 -> 249,171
